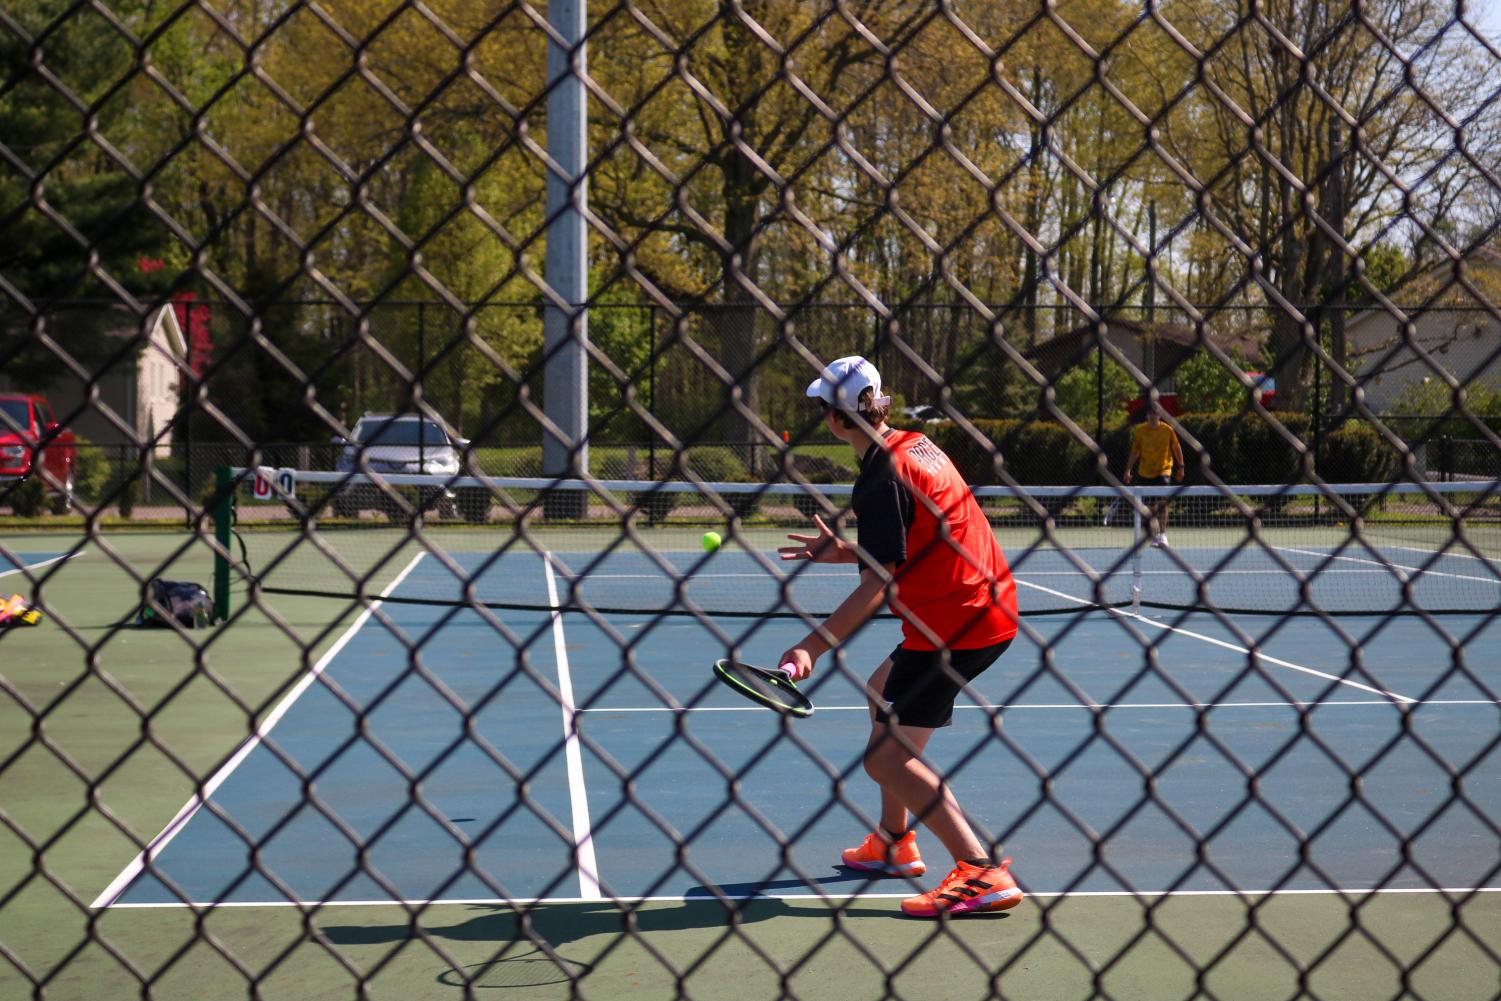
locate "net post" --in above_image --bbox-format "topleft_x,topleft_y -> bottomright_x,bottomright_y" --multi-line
1131,490 -> 1143,612
213,465 -> 232,621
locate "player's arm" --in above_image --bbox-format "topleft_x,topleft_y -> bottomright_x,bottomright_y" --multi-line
1125,434 -> 1140,483
1170,430 -> 1185,481
779,564 -> 895,679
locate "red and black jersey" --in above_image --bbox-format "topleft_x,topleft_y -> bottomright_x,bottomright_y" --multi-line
852,429 -> 1018,651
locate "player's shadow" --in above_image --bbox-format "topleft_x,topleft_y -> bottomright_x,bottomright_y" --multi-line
318,865 -> 1012,960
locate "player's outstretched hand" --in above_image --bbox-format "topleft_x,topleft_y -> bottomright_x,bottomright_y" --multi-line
779,514 -> 848,563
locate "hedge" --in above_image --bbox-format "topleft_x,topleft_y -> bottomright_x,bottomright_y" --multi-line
923,414 -> 1406,486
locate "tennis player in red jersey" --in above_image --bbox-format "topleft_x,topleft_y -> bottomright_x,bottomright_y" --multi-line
778,356 -> 1023,918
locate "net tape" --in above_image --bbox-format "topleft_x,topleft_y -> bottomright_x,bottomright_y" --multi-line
2,0 -> 1501,996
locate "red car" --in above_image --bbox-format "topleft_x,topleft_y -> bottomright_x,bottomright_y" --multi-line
1,393 -> 77,502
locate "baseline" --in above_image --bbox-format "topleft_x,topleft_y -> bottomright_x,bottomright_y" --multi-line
574,698 -> 1498,714
101,885 -> 1501,909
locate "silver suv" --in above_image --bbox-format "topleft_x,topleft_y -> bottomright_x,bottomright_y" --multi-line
331,414 -> 488,521
335,414 -> 463,476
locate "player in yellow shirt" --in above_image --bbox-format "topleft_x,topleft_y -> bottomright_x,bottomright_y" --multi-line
1124,406 -> 1185,547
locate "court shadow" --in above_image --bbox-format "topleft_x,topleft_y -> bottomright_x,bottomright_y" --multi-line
319,866 -> 1008,953
681,866 -> 880,897
319,873 -> 1013,990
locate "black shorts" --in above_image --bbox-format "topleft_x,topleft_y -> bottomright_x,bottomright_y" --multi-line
1143,474 -> 1173,487
874,640 -> 1012,729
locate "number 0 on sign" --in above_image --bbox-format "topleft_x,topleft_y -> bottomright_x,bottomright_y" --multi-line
252,468 -> 297,500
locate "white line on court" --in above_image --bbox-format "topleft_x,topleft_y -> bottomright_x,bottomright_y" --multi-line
563,568 -> 1420,580
1387,544 -> 1500,565
90,552 -> 428,910
0,550 -> 84,577
1014,579 -> 1419,705
1272,545 -> 1501,586
576,698 -> 1498,713
100,885 -> 1501,909
544,555 -> 602,901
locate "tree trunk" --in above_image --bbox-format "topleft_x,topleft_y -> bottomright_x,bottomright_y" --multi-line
720,147 -> 762,472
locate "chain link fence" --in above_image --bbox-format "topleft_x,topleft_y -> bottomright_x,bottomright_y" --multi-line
3,1 -> 1501,998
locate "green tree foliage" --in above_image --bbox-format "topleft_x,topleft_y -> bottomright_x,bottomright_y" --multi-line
1052,352 -> 1139,429
1385,377 -> 1501,418
0,0 -> 179,382
1175,351 -> 1257,413
5,0 -> 1499,456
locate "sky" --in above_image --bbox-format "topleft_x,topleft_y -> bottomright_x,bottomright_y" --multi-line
1470,0 -> 1501,41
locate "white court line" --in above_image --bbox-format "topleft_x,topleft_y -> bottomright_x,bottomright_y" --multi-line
1015,579 -> 1419,705
565,568 -> 1419,580
90,552 -> 428,910
577,698 -> 1498,713
101,885 -> 1501,909
0,550 -> 83,578
544,555 -> 602,901
1272,545 -> 1501,586
1387,544 -> 1500,565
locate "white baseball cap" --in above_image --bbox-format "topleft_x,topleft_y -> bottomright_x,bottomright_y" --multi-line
805,356 -> 892,412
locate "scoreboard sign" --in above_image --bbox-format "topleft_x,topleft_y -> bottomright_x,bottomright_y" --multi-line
250,467 -> 296,500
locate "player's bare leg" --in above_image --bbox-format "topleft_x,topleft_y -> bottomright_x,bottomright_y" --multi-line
863,720 -> 986,863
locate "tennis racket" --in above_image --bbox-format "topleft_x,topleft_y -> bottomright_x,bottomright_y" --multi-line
712,659 -> 814,718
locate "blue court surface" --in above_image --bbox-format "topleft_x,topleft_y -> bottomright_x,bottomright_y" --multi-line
0,552 -> 66,576
101,547 -> 1501,908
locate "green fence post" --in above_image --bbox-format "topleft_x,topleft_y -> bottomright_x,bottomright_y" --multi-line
214,466 -> 232,620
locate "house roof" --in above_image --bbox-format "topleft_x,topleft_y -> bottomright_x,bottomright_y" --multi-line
1024,318 -> 1264,378
143,304 -> 187,359
1346,246 -> 1501,332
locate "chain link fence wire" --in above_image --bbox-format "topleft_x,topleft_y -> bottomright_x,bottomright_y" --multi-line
3,0 -> 1501,997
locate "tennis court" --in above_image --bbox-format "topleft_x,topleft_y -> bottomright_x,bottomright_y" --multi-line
97,530 -> 1501,911
5,482 -> 1501,999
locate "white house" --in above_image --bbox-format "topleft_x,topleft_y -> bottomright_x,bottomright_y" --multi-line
1344,251 -> 1501,412
0,304 -> 188,454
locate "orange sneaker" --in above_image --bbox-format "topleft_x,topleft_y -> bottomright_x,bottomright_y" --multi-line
840,830 -> 926,877
901,858 -> 1022,917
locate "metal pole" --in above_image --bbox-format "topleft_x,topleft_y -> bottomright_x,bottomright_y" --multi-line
1146,201 -> 1157,388
1096,335 -> 1104,444
648,305 -> 656,479
213,466 -> 232,620
418,301 -> 425,470
1329,119 -> 1347,419
1131,494 -> 1143,612
543,0 -> 589,498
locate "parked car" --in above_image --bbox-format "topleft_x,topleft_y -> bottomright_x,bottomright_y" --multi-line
1125,374 -> 1277,419
330,414 -> 487,521
899,404 -> 945,424
0,393 -> 77,512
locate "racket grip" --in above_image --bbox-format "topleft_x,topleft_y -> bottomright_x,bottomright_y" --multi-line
775,662 -> 798,680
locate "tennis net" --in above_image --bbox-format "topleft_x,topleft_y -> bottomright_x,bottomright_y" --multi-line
212,469 -> 1501,619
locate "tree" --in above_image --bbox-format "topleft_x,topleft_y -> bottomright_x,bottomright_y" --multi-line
1053,351 -> 1138,429
0,0 -> 179,384
1175,349 -> 1255,413
1151,0 -> 1484,411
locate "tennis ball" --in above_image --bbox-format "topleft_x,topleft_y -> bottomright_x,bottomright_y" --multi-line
701,530 -> 723,553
